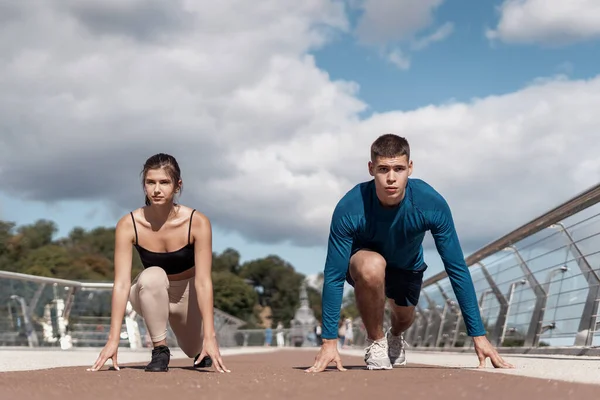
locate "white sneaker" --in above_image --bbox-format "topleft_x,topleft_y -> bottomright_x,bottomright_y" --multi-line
364,338 -> 393,370
386,328 -> 407,367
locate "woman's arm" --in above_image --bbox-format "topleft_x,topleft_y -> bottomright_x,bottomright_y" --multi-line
192,211 -> 230,372
89,214 -> 134,372
192,212 -> 215,338
107,215 -> 135,343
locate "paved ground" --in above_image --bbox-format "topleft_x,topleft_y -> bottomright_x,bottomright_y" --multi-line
340,348 -> 600,385
0,346 -> 273,372
0,348 -> 598,400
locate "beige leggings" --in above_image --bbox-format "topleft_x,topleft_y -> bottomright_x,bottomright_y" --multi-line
129,267 -> 204,358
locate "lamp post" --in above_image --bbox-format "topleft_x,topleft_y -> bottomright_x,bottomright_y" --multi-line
478,289 -> 494,313
476,262 -> 510,346
543,266 -> 568,294
533,265 -> 569,343
503,246 -> 547,347
499,279 -> 527,346
9,295 -> 39,347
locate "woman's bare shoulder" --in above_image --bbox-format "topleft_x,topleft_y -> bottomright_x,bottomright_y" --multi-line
183,205 -> 211,231
115,208 -> 141,231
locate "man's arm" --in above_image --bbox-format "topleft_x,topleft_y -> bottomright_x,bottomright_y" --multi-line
428,198 -> 486,337
321,214 -> 355,339
306,211 -> 355,373
428,196 -> 514,369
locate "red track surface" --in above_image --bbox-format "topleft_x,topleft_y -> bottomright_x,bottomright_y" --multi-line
0,350 -> 597,400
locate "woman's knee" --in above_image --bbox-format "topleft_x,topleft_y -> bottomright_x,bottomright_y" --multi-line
136,267 -> 169,292
136,267 -> 169,295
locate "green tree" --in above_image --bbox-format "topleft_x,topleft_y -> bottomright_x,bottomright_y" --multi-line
19,245 -> 71,278
16,220 -> 57,249
212,248 -> 241,274
212,271 -> 258,323
0,221 -> 17,271
240,255 -> 304,327
70,254 -> 114,281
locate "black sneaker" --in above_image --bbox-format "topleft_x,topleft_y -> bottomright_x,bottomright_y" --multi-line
145,345 -> 171,372
193,353 -> 212,368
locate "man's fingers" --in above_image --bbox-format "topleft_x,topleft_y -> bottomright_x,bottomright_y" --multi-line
491,355 -> 502,368
498,355 -> 515,369
304,358 -> 321,373
308,361 -> 324,373
476,351 -> 486,368
313,361 -> 327,373
492,354 -> 514,369
305,356 -> 333,373
305,360 -> 323,373
335,357 -> 347,372
484,350 -> 514,369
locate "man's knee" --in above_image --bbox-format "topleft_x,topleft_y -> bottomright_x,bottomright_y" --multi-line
349,251 -> 386,287
390,303 -> 415,323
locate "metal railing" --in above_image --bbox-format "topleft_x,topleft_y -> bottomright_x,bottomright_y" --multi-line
403,182 -> 600,350
3,183 -> 599,353
0,270 -> 246,349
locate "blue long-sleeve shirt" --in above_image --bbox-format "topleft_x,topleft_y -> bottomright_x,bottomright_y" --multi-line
321,178 -> 486,339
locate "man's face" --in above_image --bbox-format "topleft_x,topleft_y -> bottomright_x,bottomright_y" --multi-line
368,155 -> 413,207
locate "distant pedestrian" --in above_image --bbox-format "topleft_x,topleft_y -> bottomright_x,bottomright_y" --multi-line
264,326 -> 273,346
276,322 -> 285,347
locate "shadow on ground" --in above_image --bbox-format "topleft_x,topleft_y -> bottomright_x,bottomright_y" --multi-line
292,364 -> 469,371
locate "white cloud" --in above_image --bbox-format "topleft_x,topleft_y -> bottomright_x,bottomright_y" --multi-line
411,22 -> 454,50
1,1 -> 599,253
387,48 -> 411,70
351,0 -> 452,70
202,74 -> 600,249
487,0 -> 600,45
556,61 -> 574,75
354,0 -> 445,44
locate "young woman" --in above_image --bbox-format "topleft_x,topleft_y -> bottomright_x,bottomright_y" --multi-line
88,153 -> 229,373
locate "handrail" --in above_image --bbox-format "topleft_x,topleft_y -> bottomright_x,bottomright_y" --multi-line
214,308 -> 247,327
0,269 -> 246,325
423,182 -> 600,287
0,270 -> 113,288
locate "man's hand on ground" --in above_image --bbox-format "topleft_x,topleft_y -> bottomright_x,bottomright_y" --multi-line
305,339 -> 347,373
473,336 -> 515,369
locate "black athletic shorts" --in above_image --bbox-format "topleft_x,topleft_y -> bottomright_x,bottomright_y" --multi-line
345,258 -> 425,307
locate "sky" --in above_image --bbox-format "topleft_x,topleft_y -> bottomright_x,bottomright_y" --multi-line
1,0 -> 600,282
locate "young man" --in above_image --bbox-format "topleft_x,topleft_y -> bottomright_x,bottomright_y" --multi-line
306,134 -> 513,372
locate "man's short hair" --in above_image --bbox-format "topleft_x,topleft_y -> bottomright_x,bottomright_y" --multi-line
370,134 -> 410,162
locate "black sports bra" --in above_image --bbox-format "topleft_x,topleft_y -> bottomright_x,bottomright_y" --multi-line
131,209 -> 196,275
